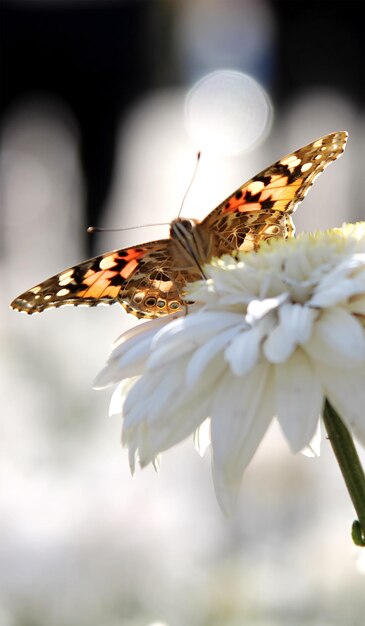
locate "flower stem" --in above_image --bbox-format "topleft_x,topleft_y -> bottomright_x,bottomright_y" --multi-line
323,400 -> 365,547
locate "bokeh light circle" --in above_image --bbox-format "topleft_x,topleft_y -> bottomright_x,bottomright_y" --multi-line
185,70 -> 272,156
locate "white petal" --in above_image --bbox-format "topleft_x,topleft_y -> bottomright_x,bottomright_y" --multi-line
145,356 -> 224,425
123,373 -> 160,428
93,364 -> 119,389
127,438 -> 138,474
348,295 -> 365,316
135,423 -> 155,468
123,357 -> 227,465
283,246 -> 312,279
317,363 -> 365,446
142,355 -> 227,423
147,335 -> 197,370
153,310 -> 244,346
217,293 -> 253,307
108,318 -> 167,361
246,294 -> 288,323
194,419 -> 211,457
124,362 -> 187,427
112,318 -> 159,343
109,382 -> 125,416
93,340 -> 147,387
275,350 -> 323,453
310,256 -> 365,307
186,278 -> 214,302
310,277 -> 365,308
186,326 -> 243,388
224,326 -> 263,376
117,333 -> 161,367
264,324 -> 295,363
152,455 -> 161,473
304,307 -> 365,367
210,363 -> 274,515
94,323 -> 160,388
138,395 -> 212,464
147,311 -> 244,370
264,303 -> 317,364
147,366 -> 188,422
281,303 -> 317,344
208,263 -> 258,296
301,420 -> 321,457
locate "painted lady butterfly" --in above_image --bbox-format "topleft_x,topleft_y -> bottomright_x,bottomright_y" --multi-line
11,131 -> 347,319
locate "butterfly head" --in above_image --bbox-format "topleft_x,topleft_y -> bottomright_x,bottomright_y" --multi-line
169,217 -> 208,279
169,217 -> 196,237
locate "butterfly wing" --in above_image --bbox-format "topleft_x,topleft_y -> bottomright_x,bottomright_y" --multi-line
11,132 -> 348,319
11,240 -> 189,319
197,131 -> 348,254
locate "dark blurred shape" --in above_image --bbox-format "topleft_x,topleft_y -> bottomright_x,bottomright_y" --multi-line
269,0 -> 365,107
0,0 -> 174,255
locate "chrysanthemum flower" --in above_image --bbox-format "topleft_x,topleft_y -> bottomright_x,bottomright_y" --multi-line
95,223 -> 365,516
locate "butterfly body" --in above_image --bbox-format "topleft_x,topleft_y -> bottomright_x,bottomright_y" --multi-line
11,131 -> 348,319
170,217 -> 213,278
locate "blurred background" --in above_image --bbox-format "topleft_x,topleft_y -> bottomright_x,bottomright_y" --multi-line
1,1 -> 365,625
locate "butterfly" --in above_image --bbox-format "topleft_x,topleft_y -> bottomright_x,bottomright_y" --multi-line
11,131 -> 348,319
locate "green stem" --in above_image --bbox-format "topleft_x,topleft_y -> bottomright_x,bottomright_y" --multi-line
323,400 -> 365,547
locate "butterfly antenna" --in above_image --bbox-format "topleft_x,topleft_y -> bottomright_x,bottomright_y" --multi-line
87,222 -> 170,234
177,151 -> 201,218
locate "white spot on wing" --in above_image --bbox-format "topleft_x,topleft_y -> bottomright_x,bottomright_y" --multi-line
248,180 -> 265,195
59,276 -> 74,286
59,270 -> 74,281
301,162 -> 313,172
99,256 -> 117,270
280,155 -> 301,167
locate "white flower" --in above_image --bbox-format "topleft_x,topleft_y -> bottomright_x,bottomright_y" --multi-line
95,223 -> 365,515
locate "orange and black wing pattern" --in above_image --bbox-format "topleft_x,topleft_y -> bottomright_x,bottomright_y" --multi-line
197,131 -> 348,254
11,132 -> 348,319
11,241 -> 187,319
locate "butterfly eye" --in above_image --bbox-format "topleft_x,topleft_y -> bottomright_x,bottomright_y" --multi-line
179,219 -> 193,232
